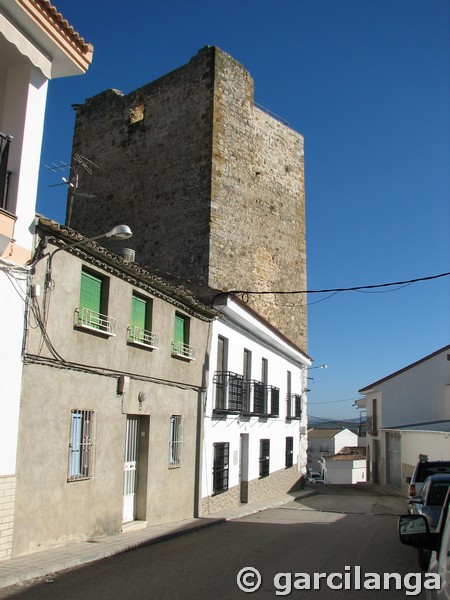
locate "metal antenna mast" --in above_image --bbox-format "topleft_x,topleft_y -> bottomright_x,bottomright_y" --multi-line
45,154 -> 98,227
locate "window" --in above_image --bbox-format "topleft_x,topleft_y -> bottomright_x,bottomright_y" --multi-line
285,437 -> 294,468
261,358 -> 268,414
259,439 -> 270,478
217,336 -> 227,372
128,293 -> 158,348
68,410 -> 96,480
0,132 -> 12,212
294,394 -> 302,418
172,313 -> 195,359
372,398 -> 378,433
76,269 -> 116,335
213,442 -> 229,495
169,415 -> 183,468
243,349 -> 252,412
286,371 -> 292,417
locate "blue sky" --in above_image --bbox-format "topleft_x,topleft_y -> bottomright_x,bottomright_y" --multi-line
38,0 -> 450,420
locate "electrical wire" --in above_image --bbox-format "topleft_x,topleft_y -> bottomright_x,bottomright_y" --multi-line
308,396 -> 364,405
212,270 -> 450,303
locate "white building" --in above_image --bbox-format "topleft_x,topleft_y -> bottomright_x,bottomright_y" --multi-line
307,428 -> 359,475
0,0 -> 92,559
322,447 -> 366,484
358,344 -> 450,490
201,296 -> 311,514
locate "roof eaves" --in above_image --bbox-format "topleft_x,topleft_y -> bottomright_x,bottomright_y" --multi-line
358,344 -> 450,393
36,217 -> 218,320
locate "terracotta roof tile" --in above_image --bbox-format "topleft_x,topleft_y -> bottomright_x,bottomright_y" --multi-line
36,1 -> 93,53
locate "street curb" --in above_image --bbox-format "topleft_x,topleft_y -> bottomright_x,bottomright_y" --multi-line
0,490 -> 317,591
0,519 -> 226,590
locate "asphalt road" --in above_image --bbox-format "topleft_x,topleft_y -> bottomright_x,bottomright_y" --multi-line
1,486 -> 425,599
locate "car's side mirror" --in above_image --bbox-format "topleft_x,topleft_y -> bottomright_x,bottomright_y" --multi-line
405,476 -> 412,484
398,515 -> 440,551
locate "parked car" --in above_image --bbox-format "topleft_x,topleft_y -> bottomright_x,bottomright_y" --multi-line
306,470 -> 325,485
410,474 -> 450,528
406,456 -> 450,512
398,488 -> 450,597
409,474 -> 450,570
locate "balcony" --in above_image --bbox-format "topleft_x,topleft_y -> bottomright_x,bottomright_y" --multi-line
213,372 -> 243,413
171,340 -> 196,361
286,393 -> 302,420
268,386 -> 280,417
74,308 -> 116,337
212,372 -> 283,418
241,379 -> 268,417
127,325 -> 159,349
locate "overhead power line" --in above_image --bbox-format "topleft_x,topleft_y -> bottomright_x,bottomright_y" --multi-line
212,270 -> 450,302
308,396 -> 364,405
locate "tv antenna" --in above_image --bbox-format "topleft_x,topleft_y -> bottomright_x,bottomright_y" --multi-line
45,154 -> 99,227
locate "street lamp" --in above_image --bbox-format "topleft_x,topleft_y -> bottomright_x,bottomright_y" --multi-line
49,224 -> 132,257
62,224 -> 132,248
304,364 -> 328,385
44,224 -> 133,286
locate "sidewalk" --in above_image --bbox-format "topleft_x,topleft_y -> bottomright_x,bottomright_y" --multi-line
0,489 -> 317,591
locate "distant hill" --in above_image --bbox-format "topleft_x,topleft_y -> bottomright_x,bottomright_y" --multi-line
308,416 -> 364,431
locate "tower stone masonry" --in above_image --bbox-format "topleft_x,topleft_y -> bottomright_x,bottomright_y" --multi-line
69,46 -> 307,349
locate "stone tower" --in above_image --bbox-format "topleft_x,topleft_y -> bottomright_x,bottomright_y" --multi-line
68,46 -> 307,349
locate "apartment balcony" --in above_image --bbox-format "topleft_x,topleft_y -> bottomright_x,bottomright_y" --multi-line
212,373 -> 282,418
286,393 -> 302,420
127,325 -> 159,350
171,340 -> 196,361
213,371 -> 243,414
241,379 -> 269,417
74,307 -> 116,337
268,386 -> 280,417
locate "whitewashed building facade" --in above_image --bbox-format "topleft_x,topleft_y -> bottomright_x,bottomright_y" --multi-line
358,344 -> 450,490
201,296 -> 311,514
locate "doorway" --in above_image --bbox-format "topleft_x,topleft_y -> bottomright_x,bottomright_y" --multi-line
240,433 -> 249,503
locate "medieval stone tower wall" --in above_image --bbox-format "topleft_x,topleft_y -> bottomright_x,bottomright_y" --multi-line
69,46 -> 307,349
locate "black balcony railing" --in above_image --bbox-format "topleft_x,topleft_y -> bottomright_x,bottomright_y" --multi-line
0,132 -> 13,212
252,380 -> 266,415
269,386 -> 280,416
213,372 -> 243,412
213,373 -> 284,418
286,393 -> 302,419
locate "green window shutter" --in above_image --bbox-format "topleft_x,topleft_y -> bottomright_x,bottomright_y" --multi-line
174,315 -> 185,345
131,295 -> 146,329
80,271 -> 102,314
